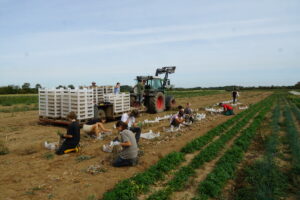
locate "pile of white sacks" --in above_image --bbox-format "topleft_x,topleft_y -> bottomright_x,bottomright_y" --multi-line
289,91 -> 300,95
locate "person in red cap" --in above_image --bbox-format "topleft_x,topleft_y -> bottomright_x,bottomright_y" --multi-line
219,103 -> 234,116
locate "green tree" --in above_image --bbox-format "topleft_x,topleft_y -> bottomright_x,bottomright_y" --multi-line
295,82 -> 300,89
68,84 -> 75,89
56,85 -> 66,89
21,82 -> 31,93
35,83 -> 42,90
22,82 -> 30,90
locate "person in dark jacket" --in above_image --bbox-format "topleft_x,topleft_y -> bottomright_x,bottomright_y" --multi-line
56,112 -> 80,155
232,89 -> 238,104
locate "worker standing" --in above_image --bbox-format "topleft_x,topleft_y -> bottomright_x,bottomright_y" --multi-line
219,103 -> 234,116
136,80 -> 145,104
232,89 -> 238,104
114,82 -> 120,94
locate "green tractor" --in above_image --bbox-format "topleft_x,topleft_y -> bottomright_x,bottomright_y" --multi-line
130,66 -> 176,113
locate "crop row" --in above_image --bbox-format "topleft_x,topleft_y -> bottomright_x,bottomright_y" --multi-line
146,98 -> 268,200
0,95 -> 38,106
101,96 -> 272,200
283,104 -> 300,174
234,101 -> 287,200
181,97 -> 268,153
289,101 -> 300,121
194,97 -> 273,200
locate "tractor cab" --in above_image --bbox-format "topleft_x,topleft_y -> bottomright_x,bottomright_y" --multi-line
130,66 -> 176,113
134,76 -> 164,94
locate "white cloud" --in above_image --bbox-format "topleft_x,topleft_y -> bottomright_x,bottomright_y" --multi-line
1,17 -> 299,59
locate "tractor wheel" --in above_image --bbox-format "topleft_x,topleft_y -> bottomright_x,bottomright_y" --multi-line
95,108 -> 106,119
165,95 -> 176,110
149,92 -> 165,113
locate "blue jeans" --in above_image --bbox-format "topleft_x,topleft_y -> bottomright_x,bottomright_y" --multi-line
113,156 -> 135,167
130,127 -> 141,143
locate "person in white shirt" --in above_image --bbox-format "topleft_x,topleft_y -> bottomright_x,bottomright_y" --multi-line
121,110 -> 141,143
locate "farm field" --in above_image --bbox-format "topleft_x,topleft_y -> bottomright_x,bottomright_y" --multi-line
2,90 -> 300,200
0,94 -> 38,113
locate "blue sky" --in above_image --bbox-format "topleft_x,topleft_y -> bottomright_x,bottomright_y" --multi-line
0,0 -> 299,88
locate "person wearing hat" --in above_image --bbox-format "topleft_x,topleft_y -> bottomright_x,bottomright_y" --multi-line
91,82 -> 97,88
219,103 -> 234,116
56,112 -> 80,155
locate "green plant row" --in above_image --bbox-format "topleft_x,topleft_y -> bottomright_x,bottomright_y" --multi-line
101,95 -> 272,200
288,101 -> 300,122
234,101 -> 287,200
181,98 -> 266,153
194,98 -> 273,200
146,97 -> 272,200
102,152 -> 185,200
288,95 -> 300,109
283,105 -> 300,174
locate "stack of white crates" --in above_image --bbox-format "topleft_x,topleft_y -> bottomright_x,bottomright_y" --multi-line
104,86 -> 114,94
39,89 -> 62,118
61,89 -> 94,120
39,88 -> 94,120
90,86 -> 114,104
104,93 -> 130,114
92,86 -> 105,104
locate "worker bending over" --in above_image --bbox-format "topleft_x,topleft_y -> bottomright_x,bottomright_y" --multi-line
219,103 -> 234,116
82,117 -> 111,139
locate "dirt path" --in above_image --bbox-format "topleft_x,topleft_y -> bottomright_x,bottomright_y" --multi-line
0,91 -> 271,200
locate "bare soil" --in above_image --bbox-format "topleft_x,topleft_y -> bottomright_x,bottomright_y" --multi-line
0,91 -> 271,200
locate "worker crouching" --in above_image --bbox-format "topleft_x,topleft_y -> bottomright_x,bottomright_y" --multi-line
112,121 -> 139,167
56,112 -> 80,155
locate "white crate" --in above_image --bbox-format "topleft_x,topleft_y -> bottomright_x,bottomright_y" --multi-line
39,88 -> 94,120
60,89 -> 94,120
104,86 -> 114,94
92,86 -> 105,104
39,89 -> 63,118
104,93 -> 130,114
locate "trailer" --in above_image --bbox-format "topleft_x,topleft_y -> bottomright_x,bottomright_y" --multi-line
38,86 -> 131,125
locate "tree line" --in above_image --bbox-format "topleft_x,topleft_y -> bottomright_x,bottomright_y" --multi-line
0,82 -> 299,95
0,83 -> 76,94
